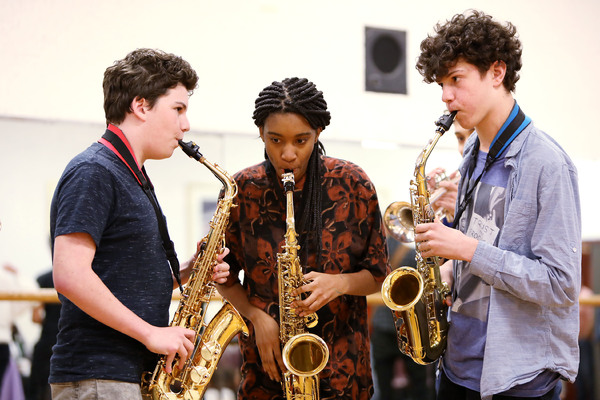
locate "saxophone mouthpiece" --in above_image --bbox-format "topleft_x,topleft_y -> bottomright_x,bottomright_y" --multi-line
282,169 -> 295,192
435,111 -> 458,134
178,140 -> 203,161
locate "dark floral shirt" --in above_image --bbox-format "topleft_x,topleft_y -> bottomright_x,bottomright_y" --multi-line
223,156 -> 389,400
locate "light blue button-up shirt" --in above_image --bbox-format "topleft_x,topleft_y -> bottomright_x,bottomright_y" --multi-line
454,121 -> 581,400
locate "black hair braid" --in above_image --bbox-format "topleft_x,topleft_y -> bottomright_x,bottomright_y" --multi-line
253,77 -> 331,130
253,77 -> 330,270
298,142 -> 325,269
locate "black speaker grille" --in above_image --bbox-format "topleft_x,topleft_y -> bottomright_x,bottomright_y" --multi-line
365,27 -> 407,94
372,35 -> 401,73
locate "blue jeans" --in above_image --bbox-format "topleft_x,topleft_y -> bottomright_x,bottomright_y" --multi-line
50,379 -> 142,400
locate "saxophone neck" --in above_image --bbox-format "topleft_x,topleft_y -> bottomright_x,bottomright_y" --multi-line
179,140 -> 238,200
177,140 -> 238,291
203,158 -> 238,201
414,132 -> 442,195
413,111 -> 457,194
282,172 -> 299,255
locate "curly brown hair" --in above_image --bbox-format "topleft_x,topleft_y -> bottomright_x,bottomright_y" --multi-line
103,48 -> 198,125
416,10 -> 522,92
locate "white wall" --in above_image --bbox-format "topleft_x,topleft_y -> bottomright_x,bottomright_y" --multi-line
1,0 -> 599,283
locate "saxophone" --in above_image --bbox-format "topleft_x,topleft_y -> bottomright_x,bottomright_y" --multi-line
381,111 -> 456,365
142,140 -> 249,400
278,171 -> 329,400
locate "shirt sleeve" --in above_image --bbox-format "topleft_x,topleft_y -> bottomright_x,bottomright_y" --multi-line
350,167 -> 390,282
470,154 -> 581,307
53,162 -> 114,247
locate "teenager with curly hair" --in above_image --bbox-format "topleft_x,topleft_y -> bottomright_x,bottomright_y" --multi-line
414,10 -> 581,400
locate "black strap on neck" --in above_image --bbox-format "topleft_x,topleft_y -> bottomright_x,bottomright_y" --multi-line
99,126 -> 183,292
453,102 -> 530,229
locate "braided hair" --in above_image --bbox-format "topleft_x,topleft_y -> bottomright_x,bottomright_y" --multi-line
253,77 -> 331,267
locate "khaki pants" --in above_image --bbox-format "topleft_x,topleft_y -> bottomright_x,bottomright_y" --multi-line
51,379 -> 142,400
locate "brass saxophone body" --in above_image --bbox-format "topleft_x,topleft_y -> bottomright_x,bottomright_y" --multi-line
381,111 -> 456,365
142,140 -> 249,400
278,171 -> 329,400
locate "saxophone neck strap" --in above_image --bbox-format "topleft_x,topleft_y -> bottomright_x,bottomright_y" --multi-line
99,124 -> 183,292
453,101 -> 531,229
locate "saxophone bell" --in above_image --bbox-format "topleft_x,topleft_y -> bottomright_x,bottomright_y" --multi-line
383,201 -> 415,243
282,333 -> 329,377
381,266 -> 424,312
383,169 -> 459,242
381,267 -> 431,364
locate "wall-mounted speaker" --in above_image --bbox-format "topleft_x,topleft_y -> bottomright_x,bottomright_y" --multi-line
365,27 -> 407,94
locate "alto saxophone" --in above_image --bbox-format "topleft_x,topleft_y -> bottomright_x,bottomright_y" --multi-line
381,111 -> 456,365
142,140 -> 249,400
278,171 -> 329,400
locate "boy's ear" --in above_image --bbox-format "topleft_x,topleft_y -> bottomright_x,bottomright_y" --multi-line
130,97 -> 148,120
491,60 -> 507,87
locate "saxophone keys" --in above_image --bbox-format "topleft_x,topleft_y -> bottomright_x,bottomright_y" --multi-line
304,313 -> 318,329
189,365 -> 210,386
200,340 -> 221,361
187,315 -> 197,327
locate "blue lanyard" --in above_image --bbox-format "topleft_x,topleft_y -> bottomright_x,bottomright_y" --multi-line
453,102 -> 531,229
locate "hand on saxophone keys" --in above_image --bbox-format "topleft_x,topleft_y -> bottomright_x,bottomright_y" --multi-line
291,271 -> 345,317
413,221 -> 478,263
143,325 -> 196,374
212,247 -> 231,284
180,242 -> 231,285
